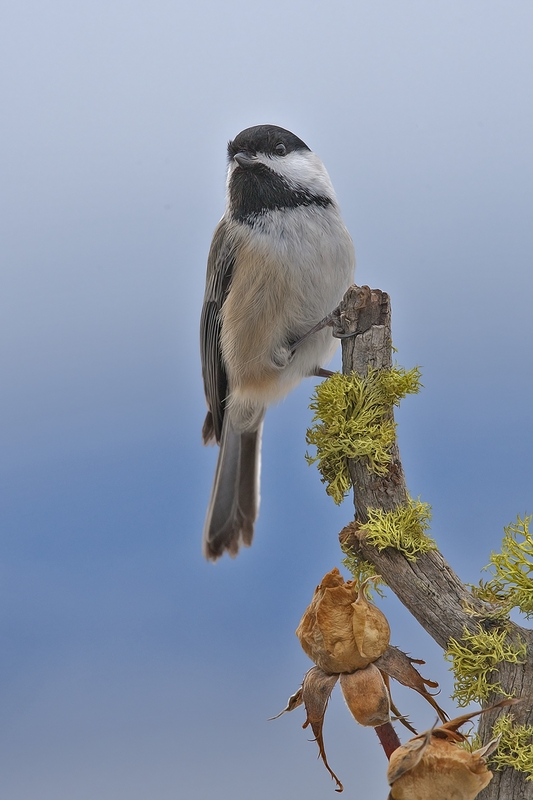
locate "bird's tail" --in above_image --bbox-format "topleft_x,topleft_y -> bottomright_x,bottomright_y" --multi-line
202,417 -> 262,560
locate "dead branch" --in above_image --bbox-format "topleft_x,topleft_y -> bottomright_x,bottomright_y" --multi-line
336,285 -> 533,800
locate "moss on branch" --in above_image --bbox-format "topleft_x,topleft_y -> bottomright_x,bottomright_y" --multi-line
306,367 -> 421,504
445,625 -> 527,707
472,515 -> 533,618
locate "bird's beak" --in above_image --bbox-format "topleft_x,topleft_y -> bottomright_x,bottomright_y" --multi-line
234,151 -> 256,168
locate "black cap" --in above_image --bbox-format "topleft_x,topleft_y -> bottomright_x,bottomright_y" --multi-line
228,125 -> 310,160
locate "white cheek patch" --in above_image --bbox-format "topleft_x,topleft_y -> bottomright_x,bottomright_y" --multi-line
255,151 -> 337,199
225,159 -> 238,194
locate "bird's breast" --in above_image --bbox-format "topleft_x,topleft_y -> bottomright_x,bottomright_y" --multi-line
220,207 -> 354,404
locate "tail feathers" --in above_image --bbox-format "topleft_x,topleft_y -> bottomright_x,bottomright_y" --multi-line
202,419 -> 262,560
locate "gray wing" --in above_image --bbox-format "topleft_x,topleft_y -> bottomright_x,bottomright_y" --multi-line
200,218 -> 236,444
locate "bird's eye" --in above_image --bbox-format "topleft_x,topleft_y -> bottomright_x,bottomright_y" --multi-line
275,143 -> 287,156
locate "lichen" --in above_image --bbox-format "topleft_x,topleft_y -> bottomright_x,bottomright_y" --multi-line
458,732 -> 483,752
359,497 -> 436,562
461,596 -> 512,626
490,714 -> 533,780
305,367 -> 422,504
445,626 -> 527,707
473,515 -> 533,618
341,549 -> 386,599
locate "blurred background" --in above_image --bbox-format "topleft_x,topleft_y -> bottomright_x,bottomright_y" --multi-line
1,1 -> 532,797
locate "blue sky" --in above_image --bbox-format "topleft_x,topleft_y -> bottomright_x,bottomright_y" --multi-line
1,1 -> 533,797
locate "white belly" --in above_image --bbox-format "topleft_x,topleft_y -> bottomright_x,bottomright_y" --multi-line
221,205 -> 355,430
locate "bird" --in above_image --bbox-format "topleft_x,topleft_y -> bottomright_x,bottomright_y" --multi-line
200,124 -> 355,560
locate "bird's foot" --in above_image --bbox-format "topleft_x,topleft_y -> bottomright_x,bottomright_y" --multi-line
290,303 -> 359,355
271,345 -> 294,369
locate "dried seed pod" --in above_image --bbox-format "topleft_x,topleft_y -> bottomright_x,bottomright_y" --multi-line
388,737 -> 494,799
296,568 -> 390,674
351,578 -> 391,661
340,663 -> 391,726
387,699 -> 518,800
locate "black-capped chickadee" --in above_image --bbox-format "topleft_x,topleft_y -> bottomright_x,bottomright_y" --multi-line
200,125 -> 355,560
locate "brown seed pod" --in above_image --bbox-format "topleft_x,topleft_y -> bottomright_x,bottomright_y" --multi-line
387,699 -> 518,800
272,643 -> 449,791
388,737 -> 494,800
339,663 -> 391,727
296,568 -> 390,674
351,578 -> 391,661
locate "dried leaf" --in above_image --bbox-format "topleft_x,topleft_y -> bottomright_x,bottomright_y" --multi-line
269,688 -> 303,720
434,697 -> 518,740
374,645 -> 448,722
382,672 -> 418,736
473,735 -> 502,760
302,666 -> 339,723
301,667 -> 343,792
387,729 -> 433,784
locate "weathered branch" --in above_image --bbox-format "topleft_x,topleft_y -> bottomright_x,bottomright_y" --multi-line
335,285 -> 533,800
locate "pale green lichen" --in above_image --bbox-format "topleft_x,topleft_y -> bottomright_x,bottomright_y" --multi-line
445,625 -> 527,707
461,596 -> 512,625
359,497 -> 436,562
458,732 -> 483,752
490,714 -> 533,780
341,549 -> 386,599
306,367 -> 421,504
473,515 -> 533,618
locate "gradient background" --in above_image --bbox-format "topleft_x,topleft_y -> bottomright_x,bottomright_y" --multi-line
1,1 -> 533,797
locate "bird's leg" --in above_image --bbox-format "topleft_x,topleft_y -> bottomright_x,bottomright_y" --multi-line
290,302 -> 358,355
315,368 -> 335,378
290,311 -> 337,353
